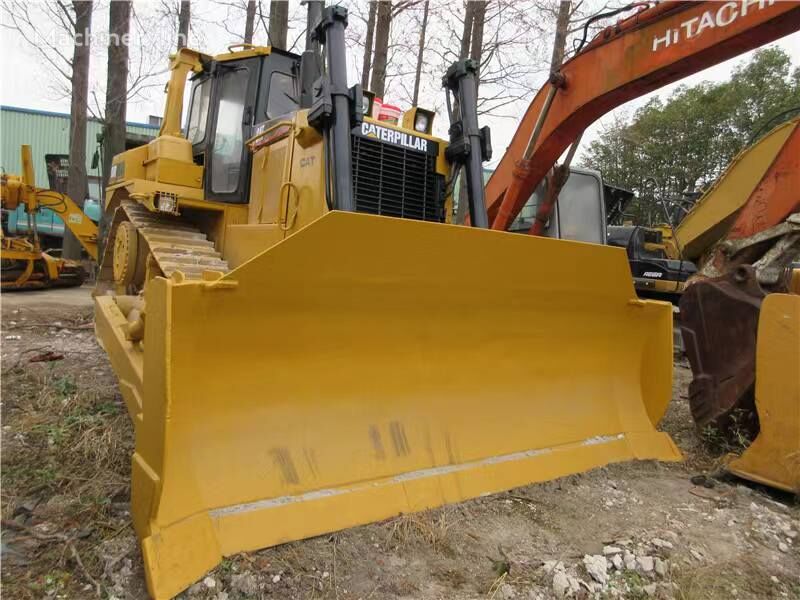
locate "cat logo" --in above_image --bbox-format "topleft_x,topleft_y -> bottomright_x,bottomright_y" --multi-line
643,271 -> 663,278
360,122 -> 428,152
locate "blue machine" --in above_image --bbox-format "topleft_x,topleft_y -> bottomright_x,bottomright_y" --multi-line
7,198 -> 101,238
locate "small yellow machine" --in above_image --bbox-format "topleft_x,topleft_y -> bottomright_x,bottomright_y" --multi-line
94,7 -> 678,598
1,145 -> 98,289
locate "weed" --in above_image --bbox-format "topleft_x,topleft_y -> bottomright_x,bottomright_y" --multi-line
51,375 -> 77,398
700,408 -> 756,455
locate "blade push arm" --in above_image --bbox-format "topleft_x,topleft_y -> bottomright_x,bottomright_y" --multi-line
487,0 -> 800,232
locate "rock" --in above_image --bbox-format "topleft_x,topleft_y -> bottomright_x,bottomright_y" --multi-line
322,571 -> 330,578
552,572 -> 571,597
651,538 -> 673,549
771,576 -> 780,584
583,555 -> 609,585
690,549 -> 704,561
499,583 -> 517,599
543,560 -> 565,574
654,557 -> 668,577
623,550 -> 637,571
231,573 -> 258,596
603,546 -> 622,555
215,593 -> 229,600
611,554 -> 624,571
203,576 -> 217,589
272,574 -> 281,583
778,542 -> 788,553
187,583 -> 205,597
644,583 -> 658,596
552,572 -> 581,598
636,556 -> 654,573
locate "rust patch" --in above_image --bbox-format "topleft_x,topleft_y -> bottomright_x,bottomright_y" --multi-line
679,267 -> 765,440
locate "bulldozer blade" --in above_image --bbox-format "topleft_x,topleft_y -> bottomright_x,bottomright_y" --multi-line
728,294 -> 800,493
95,211 -> 680,599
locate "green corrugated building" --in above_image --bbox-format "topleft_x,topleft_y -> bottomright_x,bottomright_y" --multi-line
1,105 -> 158,200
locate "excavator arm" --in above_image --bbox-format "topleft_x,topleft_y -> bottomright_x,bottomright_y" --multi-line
487,0 -> 800,232
1,145 -> 98,260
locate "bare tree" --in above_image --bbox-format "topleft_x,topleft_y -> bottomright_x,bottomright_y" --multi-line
177,1 -> 190,49
549,1 -> 571,71
269,0 -> 289,48
459,1 -> 474,59
102,1 -> 131,191
370,1 -> 392,98
411,0 -> 429,106
244,0 -> 257,44
361,2 -> 378,89
469,1 -> 487,64
63,1 -> 94,260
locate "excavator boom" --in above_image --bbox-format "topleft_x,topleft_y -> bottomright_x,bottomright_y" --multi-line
1,145 -> 98,289
487,0 -> 800,231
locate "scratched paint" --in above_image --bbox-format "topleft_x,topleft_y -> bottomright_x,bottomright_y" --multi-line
212,434 -> 625,518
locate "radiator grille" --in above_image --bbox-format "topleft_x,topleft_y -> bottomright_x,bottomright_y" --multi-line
351,135 -> 445,222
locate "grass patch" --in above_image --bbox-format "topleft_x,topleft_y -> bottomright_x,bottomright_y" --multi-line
1,354 -> 135,599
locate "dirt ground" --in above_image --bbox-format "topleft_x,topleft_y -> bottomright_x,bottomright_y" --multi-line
1,287 -> 798,600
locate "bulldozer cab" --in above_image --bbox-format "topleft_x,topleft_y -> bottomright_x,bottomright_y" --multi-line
183,48 -> 301,204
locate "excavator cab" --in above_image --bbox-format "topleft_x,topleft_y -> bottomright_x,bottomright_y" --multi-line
607,225 -> 696,302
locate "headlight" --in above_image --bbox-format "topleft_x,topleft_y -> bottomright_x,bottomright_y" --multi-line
414,112 -> 429,133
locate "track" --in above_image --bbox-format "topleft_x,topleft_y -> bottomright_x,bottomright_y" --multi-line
98,200 -> 230,289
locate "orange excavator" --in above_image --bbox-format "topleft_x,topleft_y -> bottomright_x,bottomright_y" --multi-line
484,0 -> 800,232
481,0 -> 800,492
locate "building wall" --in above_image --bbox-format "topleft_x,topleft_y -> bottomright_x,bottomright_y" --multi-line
0,105 -> 158,200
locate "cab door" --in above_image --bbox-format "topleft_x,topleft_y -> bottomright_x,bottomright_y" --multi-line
205,59 -> 260,203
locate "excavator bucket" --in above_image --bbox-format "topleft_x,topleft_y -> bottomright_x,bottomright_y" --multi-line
95,211 -> 680,599
728,294 -> 800,493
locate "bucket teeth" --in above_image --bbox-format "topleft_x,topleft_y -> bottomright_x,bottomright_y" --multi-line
121,200 -> 231,280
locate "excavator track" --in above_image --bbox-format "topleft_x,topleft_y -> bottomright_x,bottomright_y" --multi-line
99,200 -> 229,289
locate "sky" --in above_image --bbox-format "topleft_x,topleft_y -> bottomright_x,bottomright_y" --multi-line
1,1 -> 798,168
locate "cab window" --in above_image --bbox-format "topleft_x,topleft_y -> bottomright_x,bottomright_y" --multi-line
266,71 -> 298,118
211,68 -> 249,194
186,79 -> 211,145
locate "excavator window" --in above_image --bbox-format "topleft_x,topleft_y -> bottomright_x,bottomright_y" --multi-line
211,67 -> 250,194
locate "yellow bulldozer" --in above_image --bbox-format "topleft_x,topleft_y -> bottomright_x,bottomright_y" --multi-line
93,6 -> 679,598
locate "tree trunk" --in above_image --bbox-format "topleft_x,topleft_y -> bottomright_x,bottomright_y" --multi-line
370,1 -> 391,99
103,1 -> 130,188
98,0 -> 130,257
469,0 -> 486,93
459,0 -> 474,59
244,0 -> 257,44
304,0 -> 323,50
63,0 -> 93,260
549,1 -> 571,71
411,1 -> 428,106
361,1 -> 377,90
269,0 -> 289,49
177,0 -> 190,49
